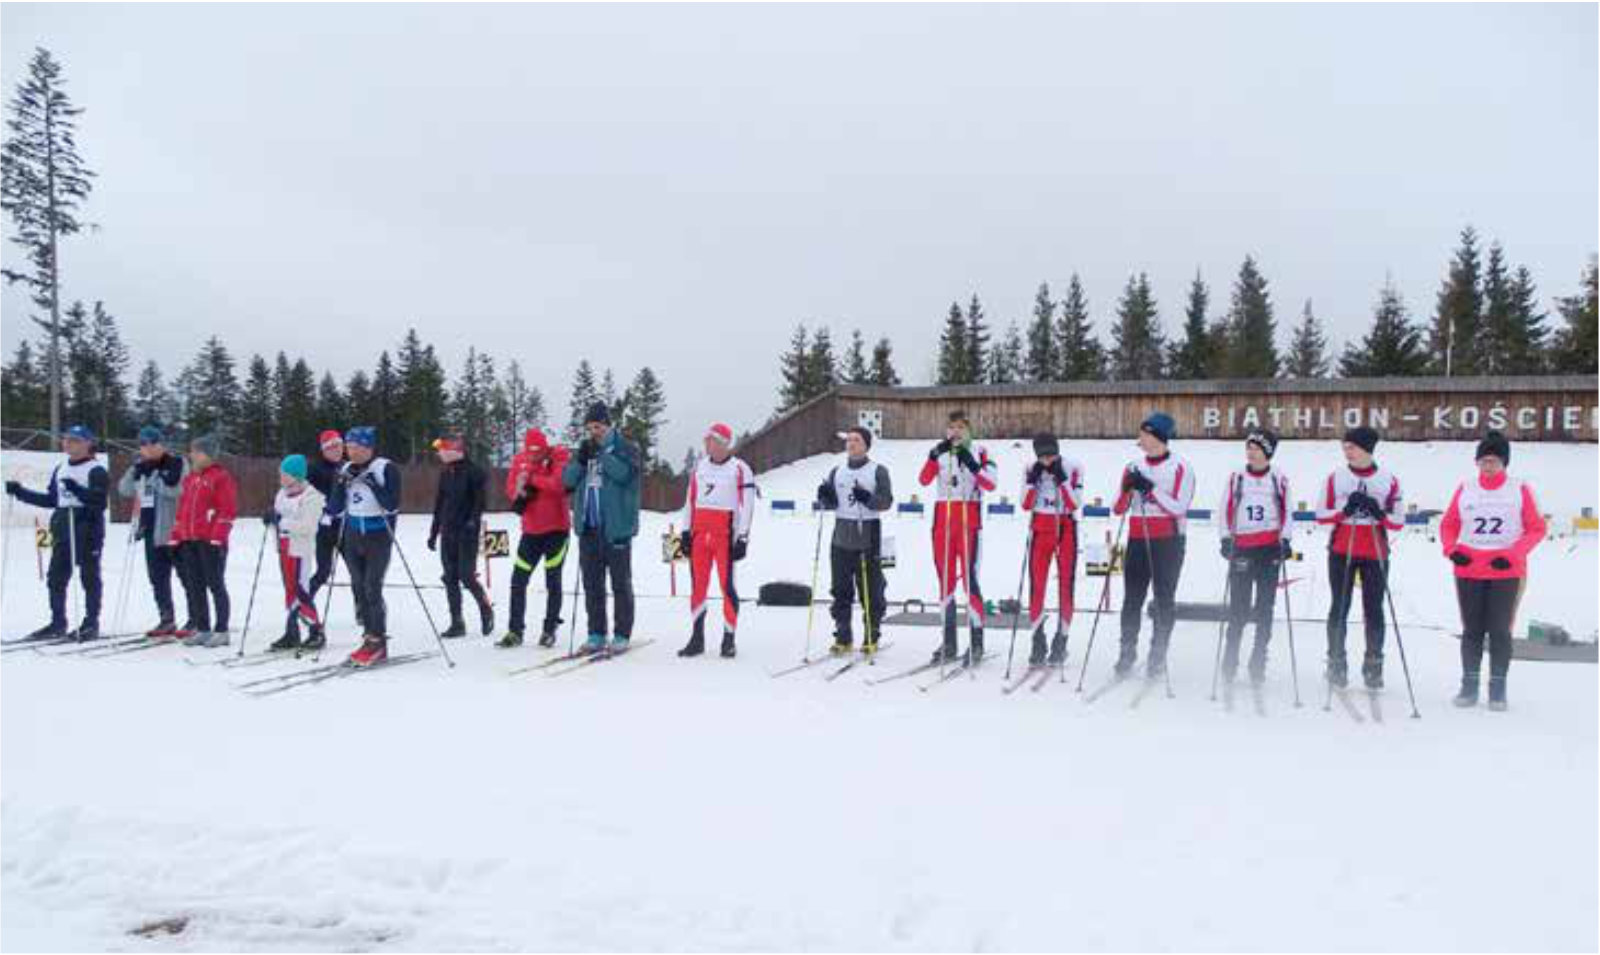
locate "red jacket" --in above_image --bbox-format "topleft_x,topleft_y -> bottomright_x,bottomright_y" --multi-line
1439,471 -> 1545,580
507,445 -> 572,535
169,463 -> 238,546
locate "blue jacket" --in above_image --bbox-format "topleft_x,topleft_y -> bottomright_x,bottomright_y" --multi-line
562,429 -> 641,544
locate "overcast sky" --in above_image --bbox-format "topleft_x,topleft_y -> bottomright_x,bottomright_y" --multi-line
2,3 -> 1595,457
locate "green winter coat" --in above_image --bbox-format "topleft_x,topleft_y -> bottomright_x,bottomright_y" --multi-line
562,428 -> 641,544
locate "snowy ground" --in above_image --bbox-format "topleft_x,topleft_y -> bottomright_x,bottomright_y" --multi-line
3,440 -> 1596,952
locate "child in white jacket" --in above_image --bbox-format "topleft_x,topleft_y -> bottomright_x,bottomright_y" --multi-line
267,455 -> 327,651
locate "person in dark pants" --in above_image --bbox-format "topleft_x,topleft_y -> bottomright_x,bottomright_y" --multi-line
1440,431 -> 1546,711
1314,426 -> 1405,691
5,424 -> 109,641
306,429 -> 346,600
335,425 -> 403,667
1112,413 -> 1196,679
1217,429 -> 1293,687
502,428 -> 571,648
815,426 -> 893,655
171,433 -> 238,646
115,424 -> 187,636
561,402 -> 641,654
429,435 -> 494,638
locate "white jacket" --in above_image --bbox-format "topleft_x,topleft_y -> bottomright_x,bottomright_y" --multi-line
274,484 -> 326,560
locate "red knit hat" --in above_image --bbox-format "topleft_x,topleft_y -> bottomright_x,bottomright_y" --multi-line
432,436 -> 464,454
706,422 -> 734,447
523,428 -> 550,453
318,429 -> 344,449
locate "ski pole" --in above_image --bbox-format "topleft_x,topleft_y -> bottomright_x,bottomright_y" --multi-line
1279,542 -> 1302,707
1002,520 -> 1035,681
67,504 -> 79,631
383,515 -> 454,668
1324,503 -> 1362,712
1074,507 -> 1127,690
800,504 -> 826,661
1208,554 -> 1234,701
938,451 -> 955,681
858,548 -> 873,648
566,539 -> 584,656
1372,521 -> 1420,719
236,519 -> 272,657
1137,519 -> 1175,699
1,495 -> 12,598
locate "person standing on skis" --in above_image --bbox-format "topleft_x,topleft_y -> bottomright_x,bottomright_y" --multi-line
1314,425 -> 1404,692
306,429 -> 346,598
676,422 -> 756,659
1112,412 -> 1196,679
1021,434 -> 1083,667
266,454 -> 327,651
918,410 -> 998,665
336,426 -> 403,666
816,426 -> 893,656
501,427 -> 571,648
4,424 -> 109,641
116,424 -> 186,637
562,402 -> 642,654
170,433 -> 238,647
1439,430 -> 1545,711
428,435 -> 494,639
1217,429 -> 1293,688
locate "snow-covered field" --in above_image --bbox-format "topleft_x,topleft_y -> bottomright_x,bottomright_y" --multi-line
3,439 -> 1596,952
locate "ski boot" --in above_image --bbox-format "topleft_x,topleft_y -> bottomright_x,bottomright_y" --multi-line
610,635 -> 631,653
583,633 -> 608,655
441,619 -> 468,639
183,629 -> 212,647
269,630 -> 302,653
69,621 -> 100,643
1247,643 -> 1268,685
1029,628 -> 1048,666
171,621 -> 198,641
145,619 -> 178,638
25,621 -> 67,641
537,628 -> 558,649
348,635 -> 388,667
1325,647 -> 1349,689
720,631 -> 737,659
829,633 -> 854,656
1452,672 -> 1479,708
1145,653 -> 1168,680
479,600 -> 496,637
200,629 -> 230,648
678,623 -> 706,658
497,630 -> 525,649
1047,631 -> 1069,666
301,626 -> 327,651
1487,676 -> 1508,712
965,628 -> 985,664
1361,652 -> 1385,691
929,632 -> 961,665
862,633 -> 879,657
1113,641 -> 1138,678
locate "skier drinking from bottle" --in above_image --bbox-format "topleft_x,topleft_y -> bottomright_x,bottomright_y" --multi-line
1021,434 -> 1083,667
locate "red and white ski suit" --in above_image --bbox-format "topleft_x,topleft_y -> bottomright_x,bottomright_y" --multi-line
681,454 -> 755,633
1022,458 -> 1083,632
918,445 -> 997,624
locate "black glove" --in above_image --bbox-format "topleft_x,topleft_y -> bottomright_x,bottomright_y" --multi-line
679,530 -> 693,559
1279,539 -> 1294,561
955,447 -> 980,474
732,537 -> 748,562
1489,556 -> 1513,571
1448,550 -> 1472,567
4,480 -> 19,497
816,481 -> 838,509
1361,498 -> 1388,521
160,457 -> 183,486
577,440 -> 597,464
1128,471 -> 1154,495
427,534 -> 438,552
263,508 -> 279,526
1219,538 -> 1235,559
133,458 -> 156,477
1026,462 -> 1045,486
60,477 -> 85,498
929,439 -> 953,460
849,484 -> 873,506
1343,492 -> 1369,517
1048,459 -> 1068,484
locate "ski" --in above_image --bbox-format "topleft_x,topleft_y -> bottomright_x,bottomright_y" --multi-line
1083,672 -> 1131,704
1129,675 -> 1165,709
544,639 -> 656,677
1002,665 -> 1046,695
244,652 -> 438,697
823,643 -> 892,682
1251,682 -> 1268,717
769,652 -> 845,679
1028,665 -> 1060,693
1367,688 -> 1385,723
18,632 -> 149,655
864,653 -> 961,687
1328,684 -> 1367,724
189,649 -> 300,670
1222,680 -> 1237,713
2,636 -> 76,654
82,636 -> 187,659
917,652 -> 990,693
506,645 -> 603,677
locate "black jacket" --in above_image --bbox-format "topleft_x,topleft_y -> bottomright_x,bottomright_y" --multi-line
431,457 -> 486,541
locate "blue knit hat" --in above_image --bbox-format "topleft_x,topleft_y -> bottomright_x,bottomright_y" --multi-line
1140,412 -> 1176,444
64,424 -> 95,443
280,454 -> 308,481
345,426 -> 377,449
584,402 -> 611,426
137,425 -> 164,445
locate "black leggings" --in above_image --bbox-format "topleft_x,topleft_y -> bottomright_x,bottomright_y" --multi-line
1326,552 -> 1385,662
1456,577 -> 1521,680
1224,545 -> 1280,673
830,545 -> 887,642
1121,534 -> 1185,660
439,530 -> 490,623
510,530 -> 568,634
177,540 -> 229,631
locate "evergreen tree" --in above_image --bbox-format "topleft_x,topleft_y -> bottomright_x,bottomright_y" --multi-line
1056,273 -> 1105,381
370,351 -> 404,452
1283,299 -> 1331,379
1339,280 -> 1428,377
396,328 -> 447,461
450,348 -> 497,460
565,359 -> 600,444
776,324 -> 812,413
805,327 -> 838,399
314,372 -> 346,431
238,354 -> 277,456
497,360 -> 547,461
178,336 -> 240,438
620,366 -> 668,474
964,294 -> 990,384
1551,258 -> 1598,373
1,48 -> 95,437
843,329 -> 871,384
1428,225 -> 1483,376
345,370 -> 376,431
485,380 -> 512,466
1221,256 -> 1277,378
986,321 -> 1025,384
1,339 -> 49,430
1109,273 -> 1165,381
936,301 -> 970,384
57,300 -> 131,439
1481,261 -> 1549,375
279,358 -> 318,453
131,359 -> 174,430
1167,271 -> 1212,380
868,336 -> 901,386
1024,282 -> 1057,382
599,367 -> 620,421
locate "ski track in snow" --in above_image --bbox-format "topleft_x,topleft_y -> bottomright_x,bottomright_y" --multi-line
2,440 -> 1596,951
